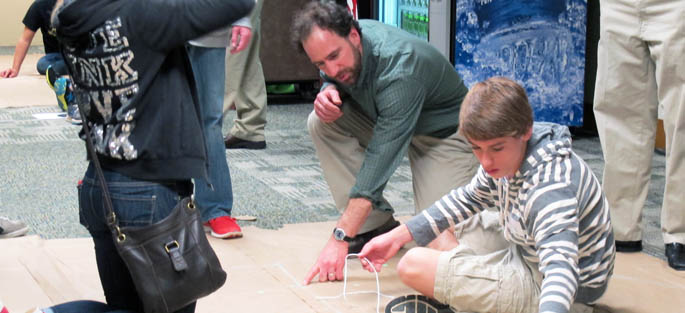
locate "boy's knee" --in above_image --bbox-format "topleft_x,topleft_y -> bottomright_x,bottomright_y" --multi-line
397,248 -> 424,283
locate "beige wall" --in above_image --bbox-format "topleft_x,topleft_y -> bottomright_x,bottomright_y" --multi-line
1,0 -> 43,47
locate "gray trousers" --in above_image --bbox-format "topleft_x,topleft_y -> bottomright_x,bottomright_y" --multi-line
307,103 -> 479,233
224,0 -> 267,141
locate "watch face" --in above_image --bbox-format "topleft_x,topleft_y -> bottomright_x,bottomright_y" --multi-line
334,228 -> 345,241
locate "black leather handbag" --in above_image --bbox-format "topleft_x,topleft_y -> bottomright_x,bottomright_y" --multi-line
111,197 -> 227,313
78,105 -> 227,313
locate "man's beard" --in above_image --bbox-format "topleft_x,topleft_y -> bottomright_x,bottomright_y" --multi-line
336,43 -> 362,85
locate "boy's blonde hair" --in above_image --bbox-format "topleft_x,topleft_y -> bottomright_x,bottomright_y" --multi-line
458,77 -> 533,141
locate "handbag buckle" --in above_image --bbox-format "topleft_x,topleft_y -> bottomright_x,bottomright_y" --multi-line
165,240 -> 188,271
165,240 -> 180,253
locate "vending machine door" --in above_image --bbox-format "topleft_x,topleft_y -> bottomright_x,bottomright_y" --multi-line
397,0 -> 430,40
376,0 -> 451,59
428,0 -> 451,60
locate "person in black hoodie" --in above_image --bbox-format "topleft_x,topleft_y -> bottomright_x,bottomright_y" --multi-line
39,0 -> 254,312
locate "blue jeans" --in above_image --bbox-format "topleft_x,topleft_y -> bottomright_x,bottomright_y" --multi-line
66,163 -> 196,313
186,45 -> 234,222
36,53 -> 67,76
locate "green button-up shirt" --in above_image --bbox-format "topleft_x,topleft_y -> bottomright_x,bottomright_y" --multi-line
321,20 -> 468,212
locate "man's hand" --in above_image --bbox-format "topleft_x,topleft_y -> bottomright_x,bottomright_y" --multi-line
303,198 -> 372,285
0,68 -> 19,78
359,224 -> 412,272
230,26 -> 252,54
303,237 -> 349,285
314,85 -> 343,123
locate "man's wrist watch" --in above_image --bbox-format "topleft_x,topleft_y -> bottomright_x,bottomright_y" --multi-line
333,227 -> 354,242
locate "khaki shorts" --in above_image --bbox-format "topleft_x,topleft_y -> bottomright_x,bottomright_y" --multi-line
433,211 -> 594,313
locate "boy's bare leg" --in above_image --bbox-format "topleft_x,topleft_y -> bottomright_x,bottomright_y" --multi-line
397,247 -> 443,298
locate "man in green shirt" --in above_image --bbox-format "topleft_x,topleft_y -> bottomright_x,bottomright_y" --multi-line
292,2 -> 479,285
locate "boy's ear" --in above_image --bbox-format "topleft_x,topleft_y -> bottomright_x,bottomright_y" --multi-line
522,126 -> 533,141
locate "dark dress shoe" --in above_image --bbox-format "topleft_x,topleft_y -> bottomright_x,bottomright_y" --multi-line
665,243 -> 685,271
348,218 -> 401,253
615,240 -> 642,252
224,135 -> 266,150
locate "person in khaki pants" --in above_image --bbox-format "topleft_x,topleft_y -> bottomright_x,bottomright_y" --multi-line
593,0 -> 685,270
223,0 -> 267,150
291,2 -> 479,285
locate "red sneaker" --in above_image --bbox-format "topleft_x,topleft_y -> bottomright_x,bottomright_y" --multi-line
204,216 -> 242,239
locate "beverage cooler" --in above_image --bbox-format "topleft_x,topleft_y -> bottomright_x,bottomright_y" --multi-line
375,0 -> 452,60
374,0 -> 588,126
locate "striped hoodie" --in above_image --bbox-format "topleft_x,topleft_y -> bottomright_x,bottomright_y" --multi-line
405,122 -> 615,313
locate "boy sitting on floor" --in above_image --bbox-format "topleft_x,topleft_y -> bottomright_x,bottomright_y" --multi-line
359,76 -> 615,313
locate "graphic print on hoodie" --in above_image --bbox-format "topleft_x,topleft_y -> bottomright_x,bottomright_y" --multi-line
52,0 -> 255,181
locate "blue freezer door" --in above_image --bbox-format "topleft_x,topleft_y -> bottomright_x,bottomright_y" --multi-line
453,0 -> 587,126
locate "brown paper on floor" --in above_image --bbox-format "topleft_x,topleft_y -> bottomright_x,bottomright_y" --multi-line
595,252 -> 685,313
0,54 -> 56,109
2,221 -> 685,313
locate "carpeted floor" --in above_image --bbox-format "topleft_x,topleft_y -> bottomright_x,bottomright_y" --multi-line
0,101 -> 668,260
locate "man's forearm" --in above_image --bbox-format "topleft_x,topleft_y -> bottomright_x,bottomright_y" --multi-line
335,197 -> 373,238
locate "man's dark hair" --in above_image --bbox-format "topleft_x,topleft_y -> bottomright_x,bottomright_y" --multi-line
290,1 -> 361,53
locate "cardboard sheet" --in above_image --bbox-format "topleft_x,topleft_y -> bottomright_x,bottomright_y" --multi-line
0,55 -> 55,109
2,221 -> 685,313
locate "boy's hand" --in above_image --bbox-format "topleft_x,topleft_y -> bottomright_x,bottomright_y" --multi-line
359,224 -> 411,272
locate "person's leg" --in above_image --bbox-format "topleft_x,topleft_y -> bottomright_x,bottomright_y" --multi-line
431,212 -> 539,313
644,0 -> 685,252
407,131 -> 479,249
79,167 -> 143,311
36,53 -> 66,76
396,247 -> 443,297
45,65 -> 76,115
225,0 -> 267,145
397,214 -> 480,296
408,132 -> 479,213
307,103 -> 394,234
593,0 -> 656,244
396,211 -> 537,312
186,45 -> 240,238
79,164 -> 197,312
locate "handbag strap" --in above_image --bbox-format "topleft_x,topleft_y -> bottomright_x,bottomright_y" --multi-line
60,43 -> 127,240
74,97 -> 126,240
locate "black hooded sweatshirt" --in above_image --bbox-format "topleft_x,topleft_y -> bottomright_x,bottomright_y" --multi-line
53,0 -> 254,181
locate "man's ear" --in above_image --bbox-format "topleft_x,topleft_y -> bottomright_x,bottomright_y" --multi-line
348,27 -> 361,45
